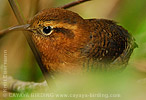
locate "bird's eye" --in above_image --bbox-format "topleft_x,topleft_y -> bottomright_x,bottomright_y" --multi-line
42,26 -> 53,35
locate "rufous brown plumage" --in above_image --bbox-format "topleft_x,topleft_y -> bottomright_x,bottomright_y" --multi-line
27,8 -> 137,73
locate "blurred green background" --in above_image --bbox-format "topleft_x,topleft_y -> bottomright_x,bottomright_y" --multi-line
0,0 -> 146,99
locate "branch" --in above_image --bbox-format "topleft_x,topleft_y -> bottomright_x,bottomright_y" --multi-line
8,0 -> 52,85
0,28 -> 10,38
0,76 -> 48,92
60,0 -> 91,9
0,24 -> 29,38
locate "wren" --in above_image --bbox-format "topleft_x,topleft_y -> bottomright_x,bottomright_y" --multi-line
3,8 -> 138,73
25,8 -> 137,73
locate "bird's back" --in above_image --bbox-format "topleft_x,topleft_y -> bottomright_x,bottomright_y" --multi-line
81,19 -> 137,70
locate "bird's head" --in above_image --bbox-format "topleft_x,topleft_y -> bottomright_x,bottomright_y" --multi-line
26,8 -> 91,71
27,7 -> 90,54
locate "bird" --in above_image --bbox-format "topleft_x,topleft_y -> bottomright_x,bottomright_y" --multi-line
8,8 -> 138,73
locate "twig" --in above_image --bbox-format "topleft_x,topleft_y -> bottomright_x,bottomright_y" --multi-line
8,0 -> 52,85
0,76 -> 48,92
60,0 -> 91,9
0,28 -> 11,38
0,24 -> 29,37
8,0 -> 25,24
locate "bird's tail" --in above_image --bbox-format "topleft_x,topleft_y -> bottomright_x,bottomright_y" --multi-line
111,37 -> 138,70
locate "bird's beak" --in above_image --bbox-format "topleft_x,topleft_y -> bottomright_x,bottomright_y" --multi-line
0,24 -> 31,37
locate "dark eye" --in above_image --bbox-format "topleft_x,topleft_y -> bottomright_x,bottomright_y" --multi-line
42,26 -> 53,35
